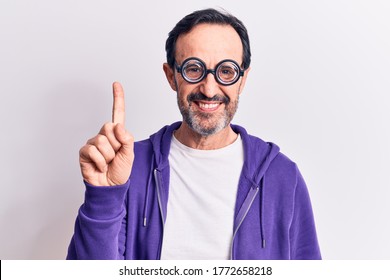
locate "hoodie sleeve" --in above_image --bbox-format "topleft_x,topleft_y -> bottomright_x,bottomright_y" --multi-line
289,167 -> 322,260
66,180 -> 129,260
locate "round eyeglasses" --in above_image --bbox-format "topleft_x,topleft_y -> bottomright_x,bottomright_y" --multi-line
175,57 -> 244,86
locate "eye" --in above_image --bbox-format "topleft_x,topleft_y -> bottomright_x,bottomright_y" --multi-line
186,64 -> 202,73
184,62 -> 204,79
220,67 -> 235,75
218,65 -> 237,80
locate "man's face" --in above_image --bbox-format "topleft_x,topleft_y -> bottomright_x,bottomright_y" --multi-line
164,23 -> 249,136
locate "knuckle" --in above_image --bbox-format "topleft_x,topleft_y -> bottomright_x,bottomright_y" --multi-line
79,144 -> 90,156
79,146 -> 85,155
86,145 -> 96,156
101,122 -> 114,135
95,134 -> 107,146
86,136 -> 95,145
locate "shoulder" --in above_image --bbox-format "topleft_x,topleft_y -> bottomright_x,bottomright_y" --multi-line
132,139 -> 154,172
242,127 -> 298,173
271,152 -> 299,176
134,138 -> 152,153
243,129 -> 300,185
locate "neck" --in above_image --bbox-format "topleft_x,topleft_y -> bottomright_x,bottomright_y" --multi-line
174,122 -> 238,150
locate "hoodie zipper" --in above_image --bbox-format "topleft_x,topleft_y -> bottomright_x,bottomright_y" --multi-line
154,167 -> 259,260
230,185 -> 259,259
154,169 -> 165,259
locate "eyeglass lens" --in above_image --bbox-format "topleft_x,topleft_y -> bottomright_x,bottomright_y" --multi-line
181,58 -> 240,85
183,60 -> 205,81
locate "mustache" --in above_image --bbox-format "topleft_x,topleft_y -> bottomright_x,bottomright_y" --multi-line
187,92 -> 230,105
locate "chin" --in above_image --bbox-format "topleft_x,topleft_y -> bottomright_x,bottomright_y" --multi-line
187,115 -> 230,136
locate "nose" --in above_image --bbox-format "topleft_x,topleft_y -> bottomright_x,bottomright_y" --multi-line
200,72 -> 220,98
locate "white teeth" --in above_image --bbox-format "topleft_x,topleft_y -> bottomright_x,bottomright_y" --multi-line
199,103 -> 219,109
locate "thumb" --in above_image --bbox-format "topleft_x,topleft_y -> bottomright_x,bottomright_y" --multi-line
114,123 -> 134,156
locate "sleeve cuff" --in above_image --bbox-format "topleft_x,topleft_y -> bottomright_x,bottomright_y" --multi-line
81,179 -> 130,220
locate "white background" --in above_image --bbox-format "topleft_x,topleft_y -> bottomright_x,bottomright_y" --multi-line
0,0 -> 389,259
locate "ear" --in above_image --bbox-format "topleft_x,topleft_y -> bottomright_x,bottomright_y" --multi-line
238,66 -> 251,95
163,63 -> 177,91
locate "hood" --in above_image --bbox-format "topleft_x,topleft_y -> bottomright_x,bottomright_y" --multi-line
149,122 -> 182,170
231,124 -> 280,183
148,121 -> 280,175
230,124 -> 280,251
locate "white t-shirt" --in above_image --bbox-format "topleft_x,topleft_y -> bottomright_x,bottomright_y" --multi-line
160,134 -> 244,260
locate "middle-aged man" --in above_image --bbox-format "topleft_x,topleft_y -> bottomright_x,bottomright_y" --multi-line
67,8 -> 321,260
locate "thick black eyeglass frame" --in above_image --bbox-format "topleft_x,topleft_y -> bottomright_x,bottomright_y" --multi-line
175,57 -> 245,86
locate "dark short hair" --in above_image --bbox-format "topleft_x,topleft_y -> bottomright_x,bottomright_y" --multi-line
165,8 -> 251,70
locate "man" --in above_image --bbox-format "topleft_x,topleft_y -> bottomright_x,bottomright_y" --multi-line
67,8 -> 321,260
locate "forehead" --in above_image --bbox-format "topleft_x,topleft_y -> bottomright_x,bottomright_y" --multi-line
175,23 -> 243,65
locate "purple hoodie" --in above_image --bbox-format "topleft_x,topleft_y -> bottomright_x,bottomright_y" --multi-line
67,122 -> 321,259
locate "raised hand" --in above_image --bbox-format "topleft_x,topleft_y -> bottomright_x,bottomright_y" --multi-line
79,82 -> 134,186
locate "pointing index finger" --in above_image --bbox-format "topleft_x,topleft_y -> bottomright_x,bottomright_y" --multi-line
112,82 -> 125,124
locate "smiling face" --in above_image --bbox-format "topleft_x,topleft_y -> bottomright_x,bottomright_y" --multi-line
164,23 -> 250,137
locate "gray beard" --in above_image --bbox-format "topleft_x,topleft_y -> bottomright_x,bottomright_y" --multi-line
177,95 -> 239,136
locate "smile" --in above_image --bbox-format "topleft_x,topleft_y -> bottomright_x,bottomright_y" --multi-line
196,101 -> 222,111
